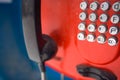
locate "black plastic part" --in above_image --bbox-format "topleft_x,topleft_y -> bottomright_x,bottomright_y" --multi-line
40,34 -> 58,62
76,64 -> 117,80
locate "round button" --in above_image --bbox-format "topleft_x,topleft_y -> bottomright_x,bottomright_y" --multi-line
109,26 -> 119,35
87,34 -> 96,42
79,12 -> 87,21
88,24 -> 96,32
99,14 -> 108,22
80,2 -> 88,10
111,15 -> 120,24
78,23 -> 86,31
89,13 -> 97,22
108,37 -> 118,46
98,25 -> 107,33
90,2 -> 99,11
100,2 -> 110,11
97,35 -> 106,44
77,32 -> 86,40
112,2 -> 120,12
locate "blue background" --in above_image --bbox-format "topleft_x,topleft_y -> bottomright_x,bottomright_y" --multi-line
0,0 -> 72,80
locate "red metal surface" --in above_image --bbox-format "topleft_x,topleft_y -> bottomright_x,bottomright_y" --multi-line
41,0 -> 120,80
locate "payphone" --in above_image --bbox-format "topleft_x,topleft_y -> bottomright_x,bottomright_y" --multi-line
22,0 -> 120,80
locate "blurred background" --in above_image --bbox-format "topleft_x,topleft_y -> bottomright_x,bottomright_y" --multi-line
0,0 -> 72,80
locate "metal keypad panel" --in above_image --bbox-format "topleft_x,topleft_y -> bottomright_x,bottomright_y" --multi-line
78,1 -> 120,46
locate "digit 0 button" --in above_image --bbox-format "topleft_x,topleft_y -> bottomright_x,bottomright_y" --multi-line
90,2 -> 99,11
112,1 -> 120,12
111,15 -> 120,24
108,37 -> 118,46
79,12 -> 87,21
97,35 -> 106,44
100,2 -> 110,11
78,23 -> 86,31
99,14 -> 108,22
109,26 -> 119,35
88,24 -> 96,32
80,1 -> 88,10
87,34 -> 96,42
98,25 -> 107,33
89,13 -> 97,22
77,32 -> 86,40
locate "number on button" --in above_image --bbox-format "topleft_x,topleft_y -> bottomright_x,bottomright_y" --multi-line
111,15 -> 120,24
77,32 -> 86,40
78,23 -> 86,31
112,2 -> 120,12
79,12 -> 87,21
80,2 -> 88,10
87,34 -> 96,42
89,13 -> 97,22
108,37 -> 118,46
98,25 -> 107,33
109,26 -> 119,35
88,24 -> 96,32
100,2 -> 110,11
97,35 -> 106,44
99,14 -> 108,22
90,2 -> 99,11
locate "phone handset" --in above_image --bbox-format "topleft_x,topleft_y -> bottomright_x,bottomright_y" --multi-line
22,0 -> 58,80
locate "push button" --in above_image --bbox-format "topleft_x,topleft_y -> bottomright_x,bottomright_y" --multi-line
79,12 -> 87,21
87,34 -> 96,42
99,14 -> 108,22
89,13 -> 97,22
78,23 -> 86,31
100,2 -> 110,11
77,32 -> 86,40
109,26 -> 119,35
80,2 -> 88,10
97,35 -> 106,44
88,24 -> 96,32
111,15 -> 120,24
90,2 -> 99,11
112,2 -> 120,12
108,37 -> 118,46
98,25 -> 107,33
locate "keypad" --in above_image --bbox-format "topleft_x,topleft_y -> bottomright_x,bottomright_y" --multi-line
78,1 -> 120,46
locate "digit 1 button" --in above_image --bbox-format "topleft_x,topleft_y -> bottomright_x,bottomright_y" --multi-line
112,2 -> 120,12
78,23 -> 86,31
88,24 -> 96,32
100,2 -> 110,11
90,2 -> 99,11
89,13 -> 97,22
79,12 -> 87,21
98,25 -> 107,33
108,37 -> 118,46
77,32 -> 86,40
109,26 -> 119,35
97,35 -> 106,44
111,15 -> 120,24
87,34 -> 96,42
80,2 -> 88,10
99,14 -> 108,22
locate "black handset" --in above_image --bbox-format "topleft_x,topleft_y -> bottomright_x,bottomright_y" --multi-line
22,0 -> 58,80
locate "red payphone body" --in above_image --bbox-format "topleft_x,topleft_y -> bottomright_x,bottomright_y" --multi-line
41,0 -> 120,80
